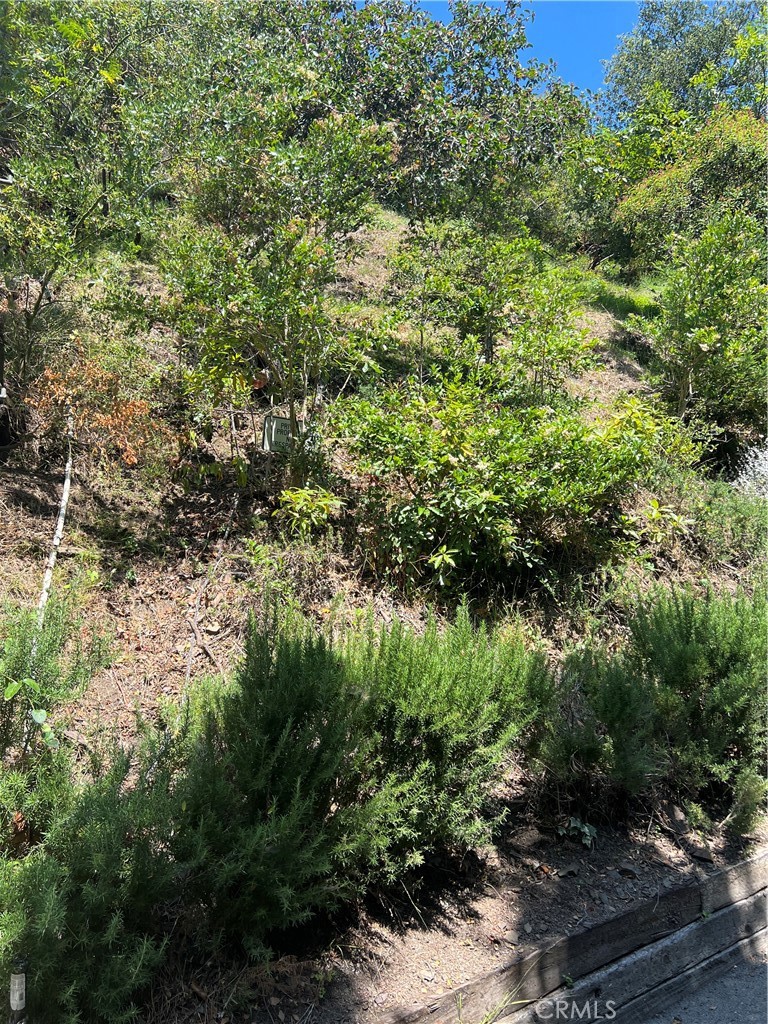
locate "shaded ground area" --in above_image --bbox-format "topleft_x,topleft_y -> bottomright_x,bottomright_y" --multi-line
230,822 -> 765,1024
645,942 -> 767,1024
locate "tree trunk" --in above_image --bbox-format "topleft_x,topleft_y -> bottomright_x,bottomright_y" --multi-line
676,369 -> 691,417
484,327 -> 494,364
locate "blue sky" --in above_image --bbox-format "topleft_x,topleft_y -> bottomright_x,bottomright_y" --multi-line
417,1 -> 641,94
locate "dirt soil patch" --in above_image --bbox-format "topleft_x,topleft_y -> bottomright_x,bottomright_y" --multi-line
0,454 -> 426,746
568,311 -> 650,413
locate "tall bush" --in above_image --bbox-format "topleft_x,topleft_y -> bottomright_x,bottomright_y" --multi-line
335,378 -> 697,587
169,610 -> 377,959
170,604 -> 553,953
344,608 -> 554,875
626,587 -> 767,816
630,211 -> 766,432
0,746 -> 177,1024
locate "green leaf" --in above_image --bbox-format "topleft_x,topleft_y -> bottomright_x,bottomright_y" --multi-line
3,681 -> 22,701
31,709 -> 47,725
42,727 -> 60,750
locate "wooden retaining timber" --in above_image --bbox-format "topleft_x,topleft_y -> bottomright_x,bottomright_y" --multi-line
374,851 -> 768,1024
525,890 -> 766,1023
617,929 -> 767,1024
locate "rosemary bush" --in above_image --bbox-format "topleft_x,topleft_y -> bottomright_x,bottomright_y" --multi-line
534,588 -> 767,828
171,604 -> 554,954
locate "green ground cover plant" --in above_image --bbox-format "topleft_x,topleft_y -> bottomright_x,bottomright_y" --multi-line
1,585 -> 765,1021
0,596 -> 107,837
0,602 -> 554,1018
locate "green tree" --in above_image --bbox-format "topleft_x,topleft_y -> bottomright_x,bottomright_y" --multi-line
689,22 -> 768,117
322,0 -> 576,224
392,219 -> 543,363
632,212 -> 767,432
616,106 -> 767,267
563,85 -> 691,262
0,0 -> 183,391
603,0 -> 764,119
163,220 -> 355,436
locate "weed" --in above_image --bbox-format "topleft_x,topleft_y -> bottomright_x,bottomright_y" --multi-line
556,817 -> 597,848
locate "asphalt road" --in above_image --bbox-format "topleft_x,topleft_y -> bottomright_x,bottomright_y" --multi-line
645,949 -> 768,1024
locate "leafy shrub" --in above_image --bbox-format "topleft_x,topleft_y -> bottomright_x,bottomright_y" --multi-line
504,274 -> 595,398
391,221 -> 593,382
274,486 -> 344,537
628,212 -> 766,433
534,588 -> 767,829
170,604 -> 553,954
391,220 -> 543,363
0,747 -> 177,1024
558,85 -> 690,265
0,596 -> 106,744
161,216 -> 376,456
616,108 -> 767,268
0,596 -> 107,838
335,377 -> 697,587
32,352 -> 162,468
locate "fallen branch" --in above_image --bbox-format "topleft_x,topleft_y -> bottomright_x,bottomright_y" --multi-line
37,408 -> 74,630
189,617 -> 224,676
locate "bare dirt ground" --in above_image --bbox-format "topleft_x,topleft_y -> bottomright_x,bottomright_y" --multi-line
1,452 -> 427,746
289,824 -> 764,1024
568,311 -> 650,413
329,210 -> 407,303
